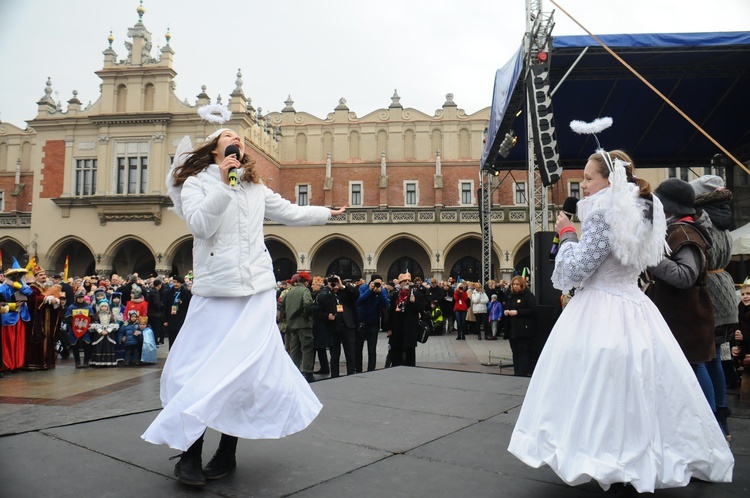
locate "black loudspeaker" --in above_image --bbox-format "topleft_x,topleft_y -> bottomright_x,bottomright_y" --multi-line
527,60 -> 561,187
533,231 -> 561,307
530,304 -> 562,373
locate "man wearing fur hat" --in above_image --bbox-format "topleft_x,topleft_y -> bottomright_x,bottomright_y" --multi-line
0,258 -> 34,372
646,178 -> 716,408
280,271 -> 315,382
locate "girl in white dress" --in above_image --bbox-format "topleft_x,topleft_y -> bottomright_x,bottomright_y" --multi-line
141,126 -> 344,486
508,147 -> 733,493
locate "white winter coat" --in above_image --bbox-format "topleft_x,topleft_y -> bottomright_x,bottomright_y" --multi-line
181,164 -> 330,297
471,290 -> 489,314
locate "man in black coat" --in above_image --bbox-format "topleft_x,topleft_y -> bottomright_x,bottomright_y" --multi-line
321,275 -> 358,377
387,272 -> 427,367
147,278 -> 165,345
164,277 -> 192,349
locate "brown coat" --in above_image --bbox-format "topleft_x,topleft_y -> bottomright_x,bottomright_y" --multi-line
647,222 -> 715,364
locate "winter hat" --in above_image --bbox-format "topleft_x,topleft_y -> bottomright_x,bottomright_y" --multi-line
131,284 -> 143,299
75,287 -> 86,298
371,274 -> 383,281
654,178 -> 695,216
298,271 -> 312,282
689,175 -> 724,196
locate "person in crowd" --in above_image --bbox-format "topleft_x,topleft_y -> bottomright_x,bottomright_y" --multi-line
325,274 -> 358,377
119,274 -> 137,304
89,300 -> 119,367
734,281 -> 750,367
147,278 -> 165,346
453,282 -> 469,340
141,127 -> 343,487
163,277 -> 191,349
356,274 -> 389,372
486,294 -> 503,340
425,278 -> 445,307
0,259 -> 33,373
51,272 -> 74,305
386,272 -> 427,367
280,271 -> 315,383
65,287 -> 94,368
504,276 -> 537,376
465,283 -> 478,339
439,281 -> 455,334
689,175 -> 737,442
509,147 -> 733,493
471,282 -> 490,340
119,310 -> 142,366
646,179 -> 718,425
429,300 -> 445,336
276,281 -> 291,351
26,270 -> 64,370
139,316 -> 158,365
310,276 -> 330,376
125,284 -> 148,320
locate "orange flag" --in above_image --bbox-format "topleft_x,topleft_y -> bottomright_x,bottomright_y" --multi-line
63,255 -> 69,281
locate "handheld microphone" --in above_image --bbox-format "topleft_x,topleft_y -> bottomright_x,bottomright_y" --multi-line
224,145 -> 240,187
549,196 -> 580,262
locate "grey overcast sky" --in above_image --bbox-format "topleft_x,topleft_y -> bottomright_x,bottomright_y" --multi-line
1,0 -> 748,128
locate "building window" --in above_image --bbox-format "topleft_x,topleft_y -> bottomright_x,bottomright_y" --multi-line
460,181 -> 474,206
514,182 -> 527,205
74,159 -> 97,196
115,142 -> 149,194
669,167 -> 689,181
296,184 -> 309,206
0,190 -> 4,212
404,181 -> 418,206
569,181 -> 581,199
668,167 -> 676,178
350,182 -> 363,207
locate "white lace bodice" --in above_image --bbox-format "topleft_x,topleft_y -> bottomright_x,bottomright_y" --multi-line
552,207 -> 645,302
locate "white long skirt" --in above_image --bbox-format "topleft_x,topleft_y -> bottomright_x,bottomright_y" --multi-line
141,289 -> 322,451
507,286 -> 734,493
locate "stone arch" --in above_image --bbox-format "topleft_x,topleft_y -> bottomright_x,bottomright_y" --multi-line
349,130 -> 360,159
264,235 -> 298,282
0,142 -> 7,172
21,141 -> 32,170
458,128 -> 471,158
164,235 -> 194,277
295,132 -> 307,161
374,233 -> 431,282
431,129 -> 443,157
45,236 -> 97,277
105,235 -> 157,277
376,129 -> 388,159
116,84 -> 127,112
442,233 -> 502,283
404,129 -> 416,159
322,132 -> 333,161
0,236 -> 28,270
144,83 -> 155,111
308,233 -> 364,279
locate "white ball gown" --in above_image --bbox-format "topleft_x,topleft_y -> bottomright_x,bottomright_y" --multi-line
507,186 -> 734,493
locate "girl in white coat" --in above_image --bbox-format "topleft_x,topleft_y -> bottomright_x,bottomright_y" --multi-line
142,128 -> 345,486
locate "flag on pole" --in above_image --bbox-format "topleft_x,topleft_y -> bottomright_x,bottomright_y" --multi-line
63,255 -> 69,281
25,255 -> 37,278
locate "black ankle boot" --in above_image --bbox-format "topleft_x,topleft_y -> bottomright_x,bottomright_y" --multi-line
171,453 -> 205,486
203,434 -> 237,480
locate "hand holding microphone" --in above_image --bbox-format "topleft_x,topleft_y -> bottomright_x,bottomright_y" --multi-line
224,145 -> 240,187
549,196 -> 579,261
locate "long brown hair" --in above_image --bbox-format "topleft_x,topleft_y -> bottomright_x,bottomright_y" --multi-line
588,149 -> 651,199
172,133 -> 259,187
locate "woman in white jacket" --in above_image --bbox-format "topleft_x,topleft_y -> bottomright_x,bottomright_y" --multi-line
470,282 -> 490,340
142,128 -> 345,486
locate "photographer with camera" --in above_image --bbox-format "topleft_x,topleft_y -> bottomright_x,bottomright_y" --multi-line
317,275 -> 358,377
356,274 -> 389,372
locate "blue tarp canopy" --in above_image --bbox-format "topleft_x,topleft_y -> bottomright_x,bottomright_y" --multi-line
489,31 -> 750,169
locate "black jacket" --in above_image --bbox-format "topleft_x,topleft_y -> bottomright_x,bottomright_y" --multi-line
505,289 -> 537,340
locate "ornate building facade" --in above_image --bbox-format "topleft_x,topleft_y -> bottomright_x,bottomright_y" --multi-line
0,6 -> 672,284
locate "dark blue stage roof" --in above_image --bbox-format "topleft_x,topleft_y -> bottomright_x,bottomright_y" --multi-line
493,31 -> 750,169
